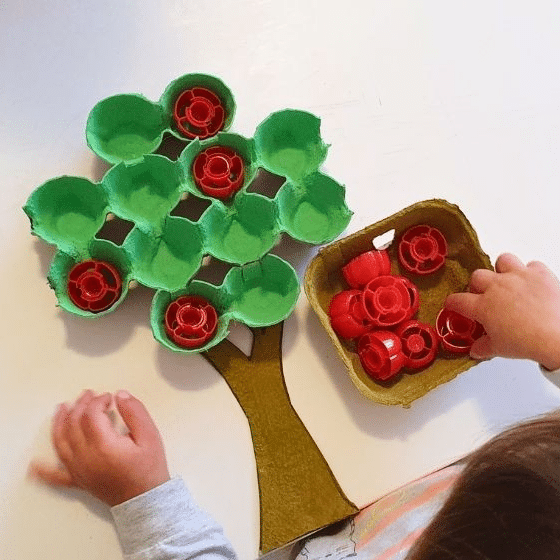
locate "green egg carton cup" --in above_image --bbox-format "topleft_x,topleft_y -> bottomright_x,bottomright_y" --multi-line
305,199 -> 493,407
24,176 -> 109,257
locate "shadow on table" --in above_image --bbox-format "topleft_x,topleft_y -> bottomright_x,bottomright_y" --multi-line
60,284 -> 154,357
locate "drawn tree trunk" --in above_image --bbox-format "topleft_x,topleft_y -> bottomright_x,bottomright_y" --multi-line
204,322 -> 358,553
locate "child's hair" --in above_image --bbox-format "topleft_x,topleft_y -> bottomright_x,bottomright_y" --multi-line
406,411 -> 560,560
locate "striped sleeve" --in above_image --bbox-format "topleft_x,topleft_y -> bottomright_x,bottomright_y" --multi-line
295,464 -> 463,560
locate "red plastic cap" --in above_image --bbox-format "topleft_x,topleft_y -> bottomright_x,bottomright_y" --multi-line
400,276 -> 420,316
398,225 -> 447,274
173,87 -> 225,139
342,249 -> 391,288
362,275 -> 416,327
436,308 -> 485,354
328,290 -> 371,339
395,320 -> 438,369
68,260 -> 122,313
358,331 -> 405,381
165,295 -> 218,349
193,146 -> 245,200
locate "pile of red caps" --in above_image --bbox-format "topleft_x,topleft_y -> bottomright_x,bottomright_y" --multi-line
328,225 -> 484,382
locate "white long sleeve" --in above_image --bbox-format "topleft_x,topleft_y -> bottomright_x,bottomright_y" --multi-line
111,477 -> 237,560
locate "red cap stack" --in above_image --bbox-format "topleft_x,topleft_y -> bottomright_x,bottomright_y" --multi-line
165,295 -> 218,349
173,87 -> 226,139
398,225 -> 447,275
357,331 -> 406,381
395,320 -> 438,369
193,145 -> 245,200
342,249 -> 391,288
329,290 -> 372,339
362,275 -> 418,327
67,259 -> 122,313
436,308 -> 485,354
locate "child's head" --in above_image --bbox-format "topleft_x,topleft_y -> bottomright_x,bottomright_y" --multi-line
407,411 -> 560,559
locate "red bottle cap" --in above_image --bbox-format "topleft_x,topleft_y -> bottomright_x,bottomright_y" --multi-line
395,320 -> 438,369
173,87 -> 225,139
400,276 -> 420,316
398,225 -> 447,274
436,308 -> 485,354
193,146 -> 245,199
362,275 -> 416,327
342,249 -> 391,288
357,330 -> 405,381
328,290 -> 371,339
165,295 -> 218,348
68,259 -> 122,313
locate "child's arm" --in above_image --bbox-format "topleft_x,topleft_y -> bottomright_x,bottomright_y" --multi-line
445,253 -> 560,371
29,390 -> 237,560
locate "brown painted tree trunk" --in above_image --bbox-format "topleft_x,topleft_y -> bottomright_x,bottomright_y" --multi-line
203,322 -> 358,554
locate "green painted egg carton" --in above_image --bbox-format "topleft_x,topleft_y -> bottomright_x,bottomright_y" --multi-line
24,74 -> 352,353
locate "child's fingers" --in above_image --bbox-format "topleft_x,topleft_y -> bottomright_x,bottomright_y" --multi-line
66,390 -> 95,450
114,391 -> 161,447
469,269 -> 495,294
79,393 -> 114,444
445,292 -> 480,321
52,403 -> 73,464
495,253 -> 524,273
28,461 -> 75,488
526,260 -> 554,276
469,335 -> 495,360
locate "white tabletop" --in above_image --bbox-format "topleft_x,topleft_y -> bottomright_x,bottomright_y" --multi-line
2,2 -> 560,559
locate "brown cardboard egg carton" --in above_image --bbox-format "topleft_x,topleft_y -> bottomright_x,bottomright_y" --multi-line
305,199 -> 492,407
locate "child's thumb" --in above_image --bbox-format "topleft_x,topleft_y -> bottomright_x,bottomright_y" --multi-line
470,335 -> 494,361
114,391 -> 160,446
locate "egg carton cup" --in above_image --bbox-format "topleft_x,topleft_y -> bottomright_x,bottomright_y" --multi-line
304,199 -> 493,407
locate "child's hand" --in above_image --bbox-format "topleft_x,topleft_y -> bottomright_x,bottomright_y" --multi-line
445,253 -> 560,370
29,390 -> 170,507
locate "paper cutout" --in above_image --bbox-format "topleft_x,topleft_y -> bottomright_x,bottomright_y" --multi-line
203,323 -> 358,553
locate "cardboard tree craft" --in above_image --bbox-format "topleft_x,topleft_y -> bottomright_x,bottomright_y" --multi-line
24,74 -> 357,553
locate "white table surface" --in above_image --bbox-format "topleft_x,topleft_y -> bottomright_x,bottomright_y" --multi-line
2,1 -> 560,559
